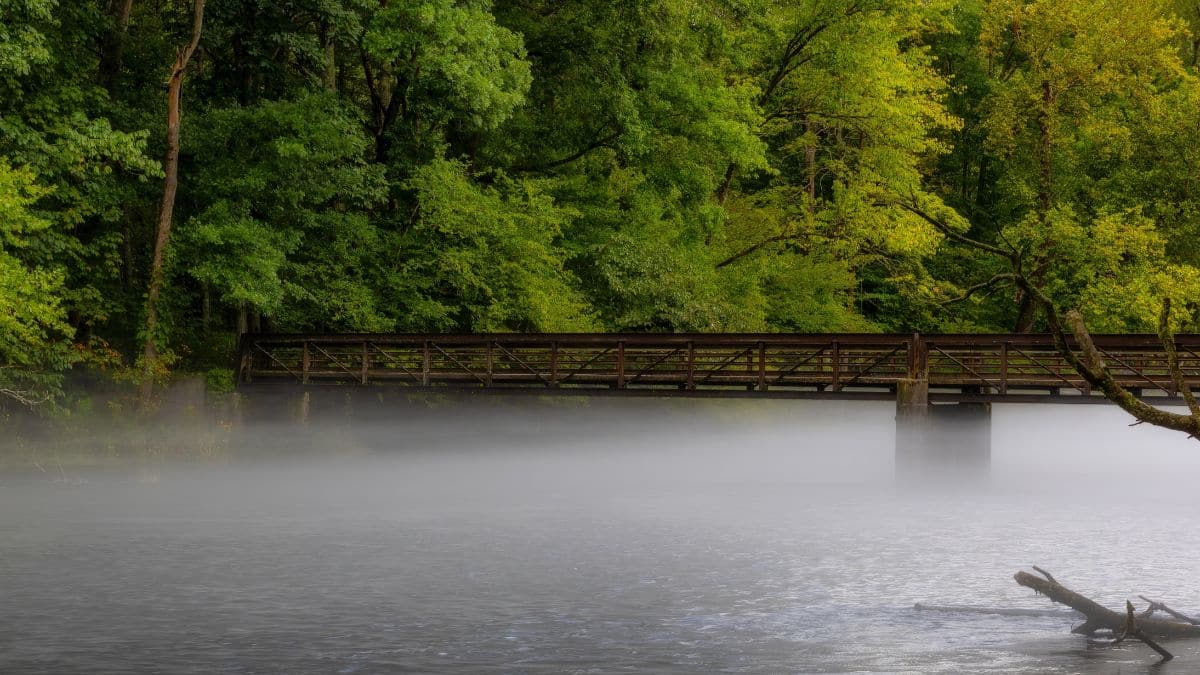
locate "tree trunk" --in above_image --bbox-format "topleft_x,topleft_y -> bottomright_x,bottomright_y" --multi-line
98,0 -> 135,93
321,23 -> 337,91
1037,80 -> 1053,219
122,216 -> 133,289
1022,80 -> 1052,336
201,283 -> 212,336
142,0 -> 205,401
805,117 -> 817,210
715,164 -> 737,206
974,153 -> 990,212
1013,290 -> 1037,333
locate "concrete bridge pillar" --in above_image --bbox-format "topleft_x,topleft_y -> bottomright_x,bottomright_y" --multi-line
895,379 -> 991,480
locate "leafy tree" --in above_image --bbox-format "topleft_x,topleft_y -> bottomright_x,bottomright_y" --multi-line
6,0 -> 1200,403
943,0 -> 1198,331
0,159 -> 76,407
388,159 -> 593,332
492,0 -> 770,330
711,0 -> 960,330
358,0 -> 532,168
0,0 -> 158,342
178,92 -> 388,335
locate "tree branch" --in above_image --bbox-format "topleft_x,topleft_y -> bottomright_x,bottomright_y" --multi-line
941,273 -> 1017,305
1159,297 -> 1200,418
0,388 -> 52,408
894,201 -> 1017,261
715,232 -> 807,269
516,128 -> 622,173
900,190 -> 1200,440
1027,280 -> 1200,439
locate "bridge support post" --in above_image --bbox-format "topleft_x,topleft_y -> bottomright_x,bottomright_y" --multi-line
895,378 -> 930,479
895,381 -> 991,480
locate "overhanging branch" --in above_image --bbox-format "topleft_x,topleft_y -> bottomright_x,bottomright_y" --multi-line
1159,297 -> 1200,418
894,201 -> 1017,261
941,273 -> 1017,305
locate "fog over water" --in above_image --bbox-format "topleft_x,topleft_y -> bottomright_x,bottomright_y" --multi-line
4,397 -> 1200,673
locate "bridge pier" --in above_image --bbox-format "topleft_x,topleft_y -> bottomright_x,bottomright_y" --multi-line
895,379 -> 991,480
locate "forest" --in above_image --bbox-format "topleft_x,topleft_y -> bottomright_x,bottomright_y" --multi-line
5,0 -> 1200,405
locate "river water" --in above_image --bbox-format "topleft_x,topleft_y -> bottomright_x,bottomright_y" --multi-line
3,401 -> 1200,673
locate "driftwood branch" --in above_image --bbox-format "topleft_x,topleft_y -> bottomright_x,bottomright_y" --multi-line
1111,600 -> 1174,661
1014,570 -> 1200,640
1139,595 -> 1200,625
1032,566 -> 1058,584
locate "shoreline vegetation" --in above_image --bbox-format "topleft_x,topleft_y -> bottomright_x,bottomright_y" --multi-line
6,1 -> 1200,423
1,375 -> 813,471
0,373 -> 239,472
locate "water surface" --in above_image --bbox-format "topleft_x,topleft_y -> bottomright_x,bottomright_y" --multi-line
3,401 -> 1199,673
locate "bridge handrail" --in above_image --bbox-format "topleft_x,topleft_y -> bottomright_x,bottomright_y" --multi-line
239,332 -> 1200,347
236,332 -> 1200,404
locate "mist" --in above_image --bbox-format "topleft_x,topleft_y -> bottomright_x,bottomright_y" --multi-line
4,395 -> 1200,673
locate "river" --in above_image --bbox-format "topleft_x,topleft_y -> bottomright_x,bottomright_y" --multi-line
2,401 -> 1200,673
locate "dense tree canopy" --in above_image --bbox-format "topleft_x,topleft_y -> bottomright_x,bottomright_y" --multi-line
3,0 -> 1200,404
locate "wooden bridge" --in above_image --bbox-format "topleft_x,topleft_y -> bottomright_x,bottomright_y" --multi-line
238,333 -> 1200,405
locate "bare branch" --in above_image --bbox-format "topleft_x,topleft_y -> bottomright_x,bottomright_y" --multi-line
1119,600 -> 1174,661
1138,596 -> 1200,625
1032,566 -> 1058,584
0,388 -> 52,408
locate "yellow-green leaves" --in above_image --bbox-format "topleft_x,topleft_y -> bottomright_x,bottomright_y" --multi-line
0,158 -> 75,405
397,159 -> 594,332
0,159 -> 48,246
980,0 -> 1188,208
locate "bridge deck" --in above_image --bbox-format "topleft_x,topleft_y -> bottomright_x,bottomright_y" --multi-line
238,333 -> 1200,404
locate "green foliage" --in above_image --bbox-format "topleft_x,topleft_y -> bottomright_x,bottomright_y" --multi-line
364,0 -> 531,132
5,0 -> 1200,393
0,159 -> 76,406
0,0 -> 54,78
178,92 -> 388,332
922,0 -> 1200,331
204,368 -> 235,395
392,159 -> 593,332
0,0 -> 158,343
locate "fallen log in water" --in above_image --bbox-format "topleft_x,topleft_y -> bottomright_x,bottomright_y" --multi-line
1014,570 -> 1200,640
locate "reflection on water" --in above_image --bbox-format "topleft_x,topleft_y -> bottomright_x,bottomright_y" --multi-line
2,400 -> 1200,674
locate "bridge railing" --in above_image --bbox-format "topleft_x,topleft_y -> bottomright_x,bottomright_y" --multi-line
238,333 -> 1200,401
